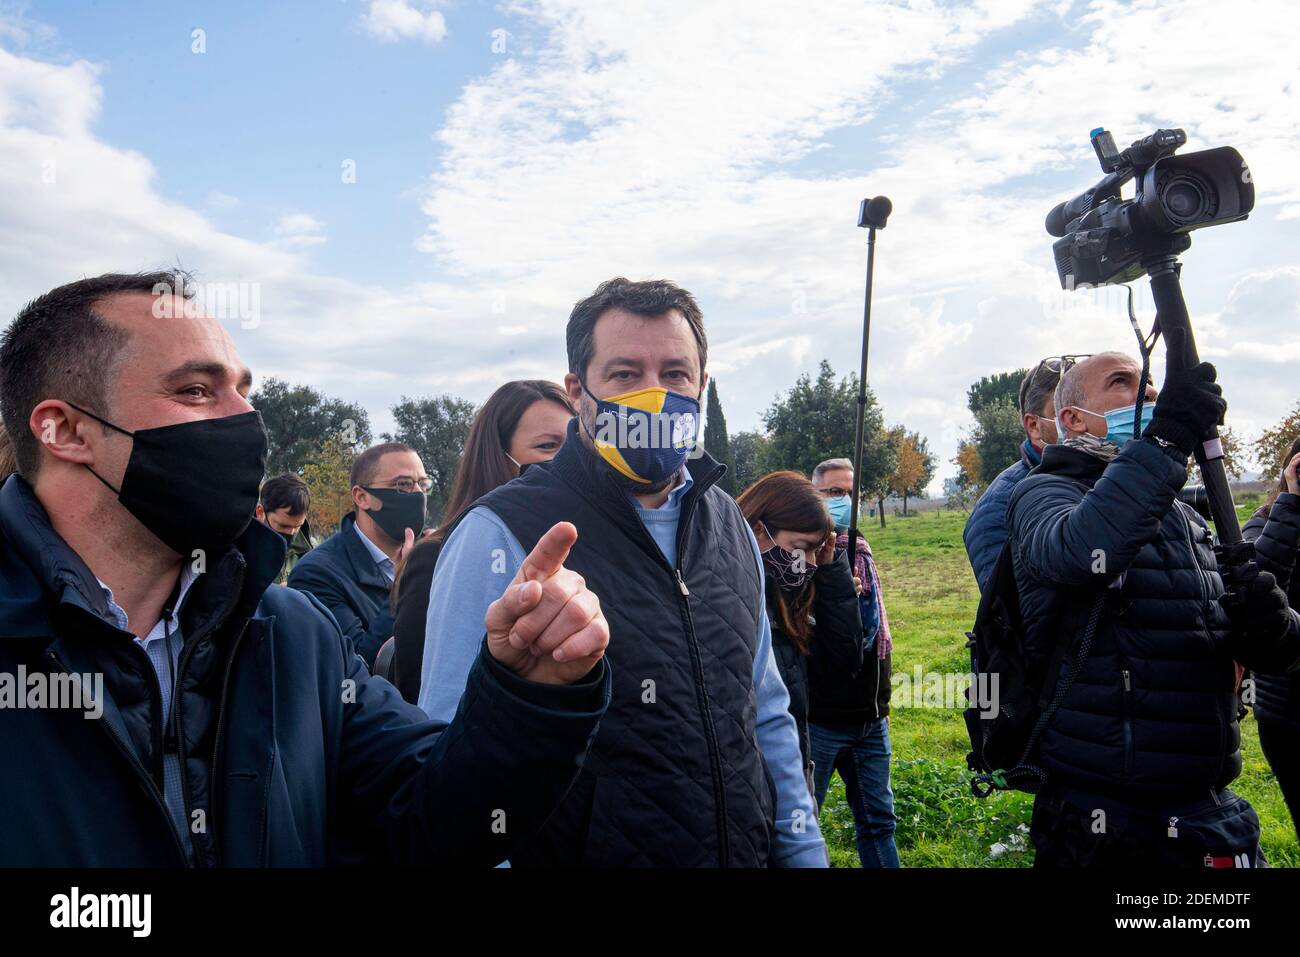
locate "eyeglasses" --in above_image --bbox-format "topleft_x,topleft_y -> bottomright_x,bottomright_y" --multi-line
1021,354 -> 1093,411
815,486 -> 853,498
375,477 -> 433,494
1036,354 -> 1093,375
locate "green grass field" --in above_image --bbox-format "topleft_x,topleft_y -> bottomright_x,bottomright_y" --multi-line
817,495 -> 1300,868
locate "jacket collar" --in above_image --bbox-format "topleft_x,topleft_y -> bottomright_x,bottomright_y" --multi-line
1033,442 -> 1108,485
1021,438 -> 1043,468
0,473 -> 283,642
337,511 -> 393,590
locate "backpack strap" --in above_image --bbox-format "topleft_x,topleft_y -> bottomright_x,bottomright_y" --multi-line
971,585 -> 1107,795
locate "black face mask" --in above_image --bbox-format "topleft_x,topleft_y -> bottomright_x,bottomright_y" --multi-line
360,486 -> 426,542
68,402 -> 269,558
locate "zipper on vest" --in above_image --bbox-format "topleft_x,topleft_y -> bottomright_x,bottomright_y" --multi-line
46,649 -> 191,867
673,473 -> 732,868
674,560 -> 730,867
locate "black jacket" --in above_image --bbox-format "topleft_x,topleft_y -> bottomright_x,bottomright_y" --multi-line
0,474 -> 609,866
287,512 -> 393,668
1243,492 -> 1300,722
1008,439 -> 1243,801
390,537 -> 443,704
471,419 -> 777,867
767,548 -> 864,778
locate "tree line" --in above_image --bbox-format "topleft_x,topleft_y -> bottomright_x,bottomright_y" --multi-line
947,366 -> 1294,511
254,360 -> 938,536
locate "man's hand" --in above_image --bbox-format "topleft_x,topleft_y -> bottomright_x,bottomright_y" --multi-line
484,522 -> 609,684
1144,359 -> 1226,456
1218,541 -> 1300,675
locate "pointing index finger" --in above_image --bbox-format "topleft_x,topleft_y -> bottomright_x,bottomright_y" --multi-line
518,521 -> 578,582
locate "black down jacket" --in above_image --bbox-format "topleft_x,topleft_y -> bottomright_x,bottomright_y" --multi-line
1008,439 -> 1243,802
0,473 -> 609,867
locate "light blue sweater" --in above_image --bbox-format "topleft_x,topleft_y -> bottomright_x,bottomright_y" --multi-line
418,471 -> 828,867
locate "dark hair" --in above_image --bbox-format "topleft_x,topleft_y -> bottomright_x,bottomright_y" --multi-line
735,470 -> 833,653
0,270 -> 194,477
1019,362 -> 1061,418
391,381 -> 574,607
260,472 -> 310,515
350,441 -> 416,488
1266,434 -> 1300,509
430,380 -> 573,547
566,277 -> 707,381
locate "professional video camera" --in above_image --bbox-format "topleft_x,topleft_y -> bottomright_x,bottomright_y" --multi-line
1046,128 -> 1255,288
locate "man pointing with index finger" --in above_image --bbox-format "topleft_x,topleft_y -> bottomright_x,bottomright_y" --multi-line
422,277 -> 828,868
486,521 -> 609,681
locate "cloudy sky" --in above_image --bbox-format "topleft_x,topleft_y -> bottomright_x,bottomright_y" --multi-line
1,0 -> 1297,491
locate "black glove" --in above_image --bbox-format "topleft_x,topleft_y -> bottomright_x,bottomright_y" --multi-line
1143,361 -> 1226,457
1218,542 -> 1300,675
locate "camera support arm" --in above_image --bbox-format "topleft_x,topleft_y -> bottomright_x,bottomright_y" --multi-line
1145,253 -> 1242,545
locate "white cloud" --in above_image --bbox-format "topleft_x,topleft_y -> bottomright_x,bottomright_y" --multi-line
271,212 -> 327,248
358,0 -> 448,45
415,0 -> 1300,490
3,1 -> 1299,494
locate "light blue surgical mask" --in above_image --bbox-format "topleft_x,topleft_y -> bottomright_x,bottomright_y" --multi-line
1062,402 -> 1156,445
826,494 -> 853,532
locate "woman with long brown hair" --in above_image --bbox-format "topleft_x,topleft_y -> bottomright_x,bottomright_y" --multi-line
383,379 -> 574,702
735,471 -> 864,800
1243,436 -> 1300,838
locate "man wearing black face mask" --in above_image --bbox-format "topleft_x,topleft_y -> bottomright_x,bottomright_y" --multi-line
288,442 -> 428,667
256,473 -> 313,584
0,272 -> 612,867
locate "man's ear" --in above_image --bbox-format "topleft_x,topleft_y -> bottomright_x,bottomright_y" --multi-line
563,371 -> 583,408
28,400 -> 98,467
1022,411 -> 1039,443
1057,406 -> 1085,435
255,504 -> 266,521
699,370 -> 709,402
350,485 -> 369,511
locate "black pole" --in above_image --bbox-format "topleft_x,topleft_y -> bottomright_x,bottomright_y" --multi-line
1145,255 -> 1242,545
847,227 -> 876,559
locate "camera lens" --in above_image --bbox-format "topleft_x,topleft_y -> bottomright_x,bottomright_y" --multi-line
1161,174 -> 1210,224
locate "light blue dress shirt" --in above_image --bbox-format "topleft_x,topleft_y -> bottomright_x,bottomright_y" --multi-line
353,520 -> 396,582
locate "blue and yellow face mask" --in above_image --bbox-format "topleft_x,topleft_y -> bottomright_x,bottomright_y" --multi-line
580,383 -> 701,484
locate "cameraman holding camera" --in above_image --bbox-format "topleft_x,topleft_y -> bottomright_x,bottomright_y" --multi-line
1007,351 -> 1300,868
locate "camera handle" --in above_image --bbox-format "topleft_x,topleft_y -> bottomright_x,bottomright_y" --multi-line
1144,253 -> 1242,545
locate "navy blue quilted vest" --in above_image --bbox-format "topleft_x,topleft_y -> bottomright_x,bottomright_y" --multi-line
475,420 -> 775,866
